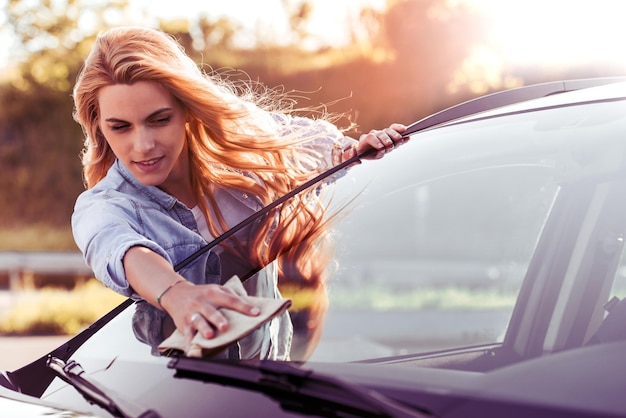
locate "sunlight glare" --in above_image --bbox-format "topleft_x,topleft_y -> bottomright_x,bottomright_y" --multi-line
468,0 -> 626,68
142,0 -> 386,49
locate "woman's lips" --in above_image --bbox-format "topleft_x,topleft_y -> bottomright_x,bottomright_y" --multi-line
134,156 -> 164,173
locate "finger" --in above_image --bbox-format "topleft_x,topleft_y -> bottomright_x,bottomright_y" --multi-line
190,310 -> 219,339
383,127 -> 404,142
183,312 -> 208,342
186,309 -> 222,340
389,123 -> 408,133
203,308 -> 230,333
216,291 -> 261,317
201,285 -> 261,316
372,131 -> 396,151
379,132 -> 395,147
362,131 -> 386,150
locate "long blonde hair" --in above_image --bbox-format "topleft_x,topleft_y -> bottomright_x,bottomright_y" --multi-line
73,26 -> 340,338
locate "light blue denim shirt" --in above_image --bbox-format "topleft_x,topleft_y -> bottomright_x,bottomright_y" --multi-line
71,115 -> 349,360
72,115 -> 346,296
73,157 -> 289,359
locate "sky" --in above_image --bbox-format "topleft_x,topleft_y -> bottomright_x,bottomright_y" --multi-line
470,0 -> 626,67
2,0 -> 626,73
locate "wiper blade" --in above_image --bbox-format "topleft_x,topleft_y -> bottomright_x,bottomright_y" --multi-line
173,138 -> 405,273
169,357 -> 433,418
47,356 -> 161,418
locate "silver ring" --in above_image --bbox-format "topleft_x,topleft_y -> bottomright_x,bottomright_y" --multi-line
190,312 -> 202,323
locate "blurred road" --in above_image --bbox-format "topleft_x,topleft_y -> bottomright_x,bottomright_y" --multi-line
0,290 -> 71,371
0,335 -> 69,371
1,289 -> 512,371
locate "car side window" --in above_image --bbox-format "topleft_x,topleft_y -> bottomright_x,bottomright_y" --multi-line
323,152 -> 558,358
593,241 -> 626,344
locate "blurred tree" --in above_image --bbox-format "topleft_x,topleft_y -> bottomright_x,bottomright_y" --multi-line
195,16 -> 240,50
4,0 -> 134,91
0,0 -> 135,240
228,0 -> 492,133
376,0 -> 492,110
282,0 -> 314,44
0,0 -> 495,249
0,82 -> 83,228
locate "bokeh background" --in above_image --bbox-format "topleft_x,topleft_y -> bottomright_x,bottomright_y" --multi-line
1,0 -> 625,248
2,0 -> 626,370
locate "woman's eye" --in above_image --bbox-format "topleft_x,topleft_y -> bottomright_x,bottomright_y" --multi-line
154,116 -> 171,124
110,124 -> 129,131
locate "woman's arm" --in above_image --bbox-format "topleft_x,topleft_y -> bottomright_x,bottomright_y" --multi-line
124,246 -> 260,343
274,113 -> 407,168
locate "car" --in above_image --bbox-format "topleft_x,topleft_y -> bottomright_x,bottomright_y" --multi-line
3,76 -> 626,417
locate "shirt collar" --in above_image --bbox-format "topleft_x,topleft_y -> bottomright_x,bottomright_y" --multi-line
114,159 -> 180,210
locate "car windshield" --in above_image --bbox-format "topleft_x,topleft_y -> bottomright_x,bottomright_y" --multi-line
63,93 -> 626,369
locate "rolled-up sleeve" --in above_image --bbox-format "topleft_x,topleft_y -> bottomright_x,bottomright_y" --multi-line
72,190 -> 170,297
271,113 -> 355,172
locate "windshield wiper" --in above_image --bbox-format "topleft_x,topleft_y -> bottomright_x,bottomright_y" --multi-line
173,138 -> 404,273
47,356 -> 161,418
168,357 -> 433,418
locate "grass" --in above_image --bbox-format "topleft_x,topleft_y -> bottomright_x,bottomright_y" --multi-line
0,281 -> 518,336
0,279 -> 126,335
0,224 -> 76,251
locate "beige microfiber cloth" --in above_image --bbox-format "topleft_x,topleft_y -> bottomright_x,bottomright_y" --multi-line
158,275 -> 292,357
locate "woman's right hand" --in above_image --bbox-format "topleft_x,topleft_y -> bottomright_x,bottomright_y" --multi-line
123,246 -> 260,345
158,280 -> 260,343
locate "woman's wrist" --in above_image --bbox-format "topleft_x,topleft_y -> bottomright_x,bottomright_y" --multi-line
156,278 -> 187,308
332,136 -> 358,165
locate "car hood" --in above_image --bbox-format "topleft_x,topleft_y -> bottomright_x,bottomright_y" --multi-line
0,385 -> 97,417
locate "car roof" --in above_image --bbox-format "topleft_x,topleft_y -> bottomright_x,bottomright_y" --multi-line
405,77 -> 626,135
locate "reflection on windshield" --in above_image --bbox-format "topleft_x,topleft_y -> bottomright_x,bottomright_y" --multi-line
127,240 -> 336,361
313,100 -> 626,361
103,99 -> 626,365
129,266 -> 322,362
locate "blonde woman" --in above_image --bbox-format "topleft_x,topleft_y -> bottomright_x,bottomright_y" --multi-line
71,26 -> 406,360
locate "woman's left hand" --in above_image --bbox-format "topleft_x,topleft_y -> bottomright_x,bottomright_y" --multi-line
358,123 -> 408,157
341,123 -> 408,163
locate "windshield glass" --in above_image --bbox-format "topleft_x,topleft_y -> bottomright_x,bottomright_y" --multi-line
66,96 -> 626,367
309,97 -> 626,361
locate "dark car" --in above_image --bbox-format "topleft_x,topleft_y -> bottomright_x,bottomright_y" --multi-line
3,77 -> 626,418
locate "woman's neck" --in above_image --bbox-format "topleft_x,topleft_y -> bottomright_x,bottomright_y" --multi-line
159,183 -> 196,208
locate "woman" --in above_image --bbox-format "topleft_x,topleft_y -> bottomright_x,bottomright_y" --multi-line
71,26 -> 406,360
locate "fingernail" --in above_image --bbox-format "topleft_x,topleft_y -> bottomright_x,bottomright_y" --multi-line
250,306 -> 260,315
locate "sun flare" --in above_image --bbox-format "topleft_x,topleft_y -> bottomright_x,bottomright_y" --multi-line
468,0 -> 626,68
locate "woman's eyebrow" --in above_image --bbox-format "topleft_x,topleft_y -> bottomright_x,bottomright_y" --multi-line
104,117 -> 128,123
104,107 -> 172,123
147,107 -> 173,118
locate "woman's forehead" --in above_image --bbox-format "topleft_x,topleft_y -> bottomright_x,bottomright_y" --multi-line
98,81 -> 177,119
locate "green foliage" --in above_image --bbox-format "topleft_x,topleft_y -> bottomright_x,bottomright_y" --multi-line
279,284 -> 322,312
0,0 -> 608,246
0,279 -> 126,335
0,81 -> 85,229
0,0 -> 472,237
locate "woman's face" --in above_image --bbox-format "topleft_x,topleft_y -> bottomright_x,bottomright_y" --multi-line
98,81 -> 190,197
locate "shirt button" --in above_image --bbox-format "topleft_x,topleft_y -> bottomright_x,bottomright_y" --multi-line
242,193 -> 248,199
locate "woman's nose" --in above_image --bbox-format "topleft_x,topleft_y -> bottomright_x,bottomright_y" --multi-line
134,128 -> 156,153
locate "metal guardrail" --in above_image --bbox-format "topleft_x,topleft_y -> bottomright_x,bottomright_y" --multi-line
0,251 -> 93,290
